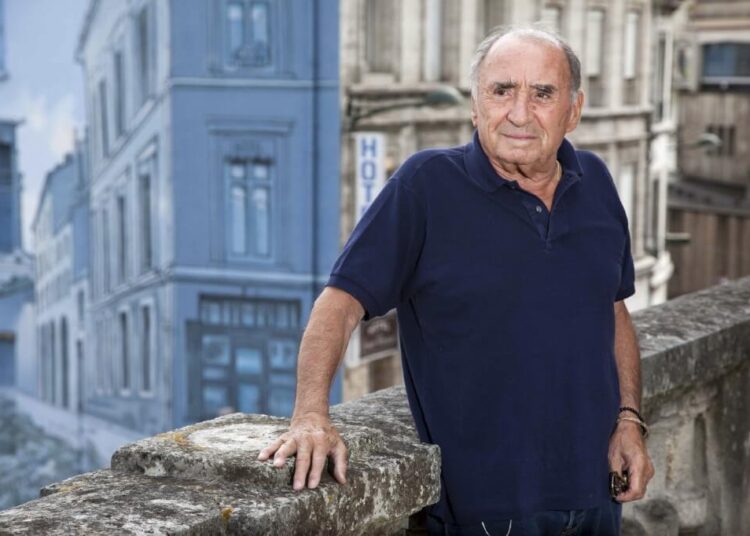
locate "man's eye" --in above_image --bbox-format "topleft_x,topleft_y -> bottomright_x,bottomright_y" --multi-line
493,87 -> 510,96
536,91 -> 552,100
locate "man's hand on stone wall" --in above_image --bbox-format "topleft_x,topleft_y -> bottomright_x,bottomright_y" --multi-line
257,412 -> 348,491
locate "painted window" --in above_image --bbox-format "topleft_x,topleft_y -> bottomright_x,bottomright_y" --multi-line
49,321 -> 56,404
114,50 -> 126,137
117,194 -> 128,284
224,0 -> 271,68
138,151 -> 155,272
98,79 -> 109,157
61,317 -> 69,408
135,2 -> 156,106
77,289 -> 84,325
227,157 -> 272,259
194,298 -> 300,418
0,0 -> 6,77
140,305 -> 153,392
101,207 -> 111,293
119,311 -> 130,391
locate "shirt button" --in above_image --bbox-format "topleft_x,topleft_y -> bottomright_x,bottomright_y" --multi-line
536,205 -> 543,213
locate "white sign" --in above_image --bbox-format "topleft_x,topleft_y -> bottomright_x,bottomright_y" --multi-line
354,133 -> 386,222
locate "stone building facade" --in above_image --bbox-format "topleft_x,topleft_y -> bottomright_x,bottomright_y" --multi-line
340,0 -> 677,400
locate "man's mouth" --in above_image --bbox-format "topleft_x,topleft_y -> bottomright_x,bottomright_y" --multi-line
503,133 -> 536,141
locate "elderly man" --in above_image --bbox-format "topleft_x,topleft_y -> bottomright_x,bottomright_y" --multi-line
259,27 -> 654,535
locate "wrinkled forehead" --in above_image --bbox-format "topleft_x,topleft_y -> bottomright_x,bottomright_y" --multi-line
480,35 -> 570,87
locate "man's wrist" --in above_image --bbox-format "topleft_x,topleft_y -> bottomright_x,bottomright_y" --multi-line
615,415 -> 649,438
291,408 -> 330,422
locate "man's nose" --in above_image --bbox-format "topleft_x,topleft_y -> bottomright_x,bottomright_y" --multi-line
507,93 -> 532,126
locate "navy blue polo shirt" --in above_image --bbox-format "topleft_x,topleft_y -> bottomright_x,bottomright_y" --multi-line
327,131 -> 635,526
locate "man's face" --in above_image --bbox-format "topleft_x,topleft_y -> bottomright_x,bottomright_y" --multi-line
471,36 -> 584,171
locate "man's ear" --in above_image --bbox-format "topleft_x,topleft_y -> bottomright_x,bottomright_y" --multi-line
470,98 -> 478,127
566,90 -> 584,133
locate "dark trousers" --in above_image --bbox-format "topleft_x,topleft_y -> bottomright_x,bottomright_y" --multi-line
427,501 -> 622,536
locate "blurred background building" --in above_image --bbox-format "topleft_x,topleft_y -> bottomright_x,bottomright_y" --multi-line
667,0 -> 750,296
340,0 -> 683,400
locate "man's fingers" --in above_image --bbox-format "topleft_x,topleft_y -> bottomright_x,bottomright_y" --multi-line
617,458 -> 649,502
330,440 -> 348,485
292,441 -> 312,491
307,447 -> 329,488
257,437 -> 285,461
273,438 -> 297,466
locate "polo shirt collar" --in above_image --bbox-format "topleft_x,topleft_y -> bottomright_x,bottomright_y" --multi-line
464,130 -> 584,193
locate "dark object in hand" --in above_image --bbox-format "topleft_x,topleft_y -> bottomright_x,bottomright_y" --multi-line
609,470 -> 629,499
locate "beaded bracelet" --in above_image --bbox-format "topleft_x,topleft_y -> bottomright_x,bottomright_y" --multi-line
619,406 -> 644,422
616,415 -> 649,439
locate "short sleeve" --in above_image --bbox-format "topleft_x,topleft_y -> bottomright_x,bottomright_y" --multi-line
326,177 -> 426,320
615,226 -> 636,302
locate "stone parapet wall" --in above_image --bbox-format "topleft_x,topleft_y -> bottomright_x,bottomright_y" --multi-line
0,276 -> 749,534
0,388 -> 440,535
623,276 -> 750,535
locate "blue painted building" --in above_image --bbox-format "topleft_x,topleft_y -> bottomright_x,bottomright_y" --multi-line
31,137 -> 89,410
77,0 -> 340,434
0,122 -> 34,388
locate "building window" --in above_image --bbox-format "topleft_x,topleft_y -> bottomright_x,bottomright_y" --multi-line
0,142 -> 11,253
135,2 -> 156,106
140,305 -> 153,392
423,0 -> 444,82
60,317 -> 69,409
101,208 -> 111,293
622,11 -> 640,105
119,311 -> 130,391
365,0 -> 395,74
585,8 -> 605,107
225,0 -> 271,68
623,11 -> 639,80
482,0 -> 506,35
138,154 -> 155,272
618,162 -> 636,229
540,5 -> 562,34
114,50 -> 126,137
702,42 -> 750,86
95,318 -> 105,391
76,340 -> 84,412
0,0 -> 6,77
439,0 -> 460,82
98,79 -> 109,157
50,321 -> 56,404
77,289 -> 84,325
193,297 -> 301,419
227,157 -> 272,259
117,194 -> 128,284
653,33 -> 667,122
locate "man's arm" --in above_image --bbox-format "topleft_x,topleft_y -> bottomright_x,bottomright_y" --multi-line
608,299 -> 655,502
257,286 -> 364,490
